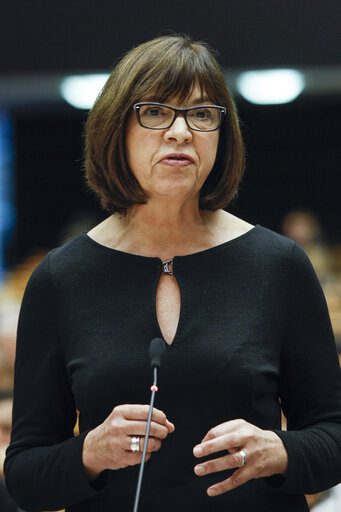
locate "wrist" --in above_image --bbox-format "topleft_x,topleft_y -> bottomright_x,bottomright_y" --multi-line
267,430 -> 289,475
82,429 -> 105,481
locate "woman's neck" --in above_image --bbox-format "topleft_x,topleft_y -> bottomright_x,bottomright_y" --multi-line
111,200 -> 217,259
130,199 -> 209,235
87,201 -> 253,260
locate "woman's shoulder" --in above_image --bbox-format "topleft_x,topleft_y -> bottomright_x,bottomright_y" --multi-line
27,233 -> 96,285
219,212 -> 295,254
219,213 -> 317,279
244,223 -> 318,283
48,233 -> 91,265
18,235 -> 88,303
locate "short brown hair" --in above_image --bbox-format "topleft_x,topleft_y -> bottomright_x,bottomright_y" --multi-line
84,35 -> 245,214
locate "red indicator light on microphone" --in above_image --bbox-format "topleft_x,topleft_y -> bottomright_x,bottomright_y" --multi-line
150,385 -> 158,392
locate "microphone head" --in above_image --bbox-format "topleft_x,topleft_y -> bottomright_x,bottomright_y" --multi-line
149,338 -> 166,368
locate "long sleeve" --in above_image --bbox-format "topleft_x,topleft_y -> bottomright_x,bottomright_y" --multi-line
270,242 -> 341,494
5,229 -> 341,511
4,254 -> 105,511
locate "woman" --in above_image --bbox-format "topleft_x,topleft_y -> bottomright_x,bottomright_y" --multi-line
5,35 -> 341,511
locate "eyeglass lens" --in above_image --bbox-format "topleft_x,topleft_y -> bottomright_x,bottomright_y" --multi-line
138,105 -> 221,130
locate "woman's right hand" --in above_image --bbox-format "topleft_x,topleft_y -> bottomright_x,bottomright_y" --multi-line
82,404 -> 175,480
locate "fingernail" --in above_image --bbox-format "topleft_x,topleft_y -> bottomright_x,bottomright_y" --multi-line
208,488 -> 217,496
194,446 -> 203,456
195,465 -> 204,475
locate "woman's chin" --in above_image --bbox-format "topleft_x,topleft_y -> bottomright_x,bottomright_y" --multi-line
145,174 -> 201,198
151,184 -> 199,202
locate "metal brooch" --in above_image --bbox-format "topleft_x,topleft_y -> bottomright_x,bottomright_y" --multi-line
162,259 -> 174,275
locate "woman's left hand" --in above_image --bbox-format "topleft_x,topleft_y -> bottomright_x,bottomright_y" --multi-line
193,419 -> 288,496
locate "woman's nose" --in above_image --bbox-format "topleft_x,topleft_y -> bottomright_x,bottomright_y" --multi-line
164,115 -> 193,144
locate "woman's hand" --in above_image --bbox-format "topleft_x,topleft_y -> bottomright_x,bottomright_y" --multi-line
193,419 -> 288,496
82,404 -> 175,480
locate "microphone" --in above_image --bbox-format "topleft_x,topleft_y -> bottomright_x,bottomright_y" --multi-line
149,337 -> 166,369
132,338 -> 166,512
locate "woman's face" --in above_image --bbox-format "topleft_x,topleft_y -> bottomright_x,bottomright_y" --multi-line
125,85 -> 220,204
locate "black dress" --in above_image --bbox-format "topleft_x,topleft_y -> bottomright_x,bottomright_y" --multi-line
5,226 -> 341,511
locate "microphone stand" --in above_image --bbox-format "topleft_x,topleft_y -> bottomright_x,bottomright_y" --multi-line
132,366 -> 158,512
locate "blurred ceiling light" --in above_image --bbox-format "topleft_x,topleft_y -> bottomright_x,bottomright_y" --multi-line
60,74 -> 109,109
236,69 -> 305,105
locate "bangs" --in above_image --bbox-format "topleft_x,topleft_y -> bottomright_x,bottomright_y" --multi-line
147,73 -> 215,105
129,38 -> 225,106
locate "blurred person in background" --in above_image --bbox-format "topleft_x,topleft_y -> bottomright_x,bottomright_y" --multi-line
4,35 -> 341,512
281,210 -> 337,284
282,210 -> 341,352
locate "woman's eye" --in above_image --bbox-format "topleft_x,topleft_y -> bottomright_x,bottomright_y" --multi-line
141,107 -> 169,117
145,108 -> 161,117
194,109 -> 211,119
188,108 -> 212,122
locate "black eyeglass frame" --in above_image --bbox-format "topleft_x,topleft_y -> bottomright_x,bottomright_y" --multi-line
133,102 -> 227,132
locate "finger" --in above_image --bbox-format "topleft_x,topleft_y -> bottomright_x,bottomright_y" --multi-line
166,419 -> 176,432
194,451 -> 243,476
123,436 -> 162,453
201,419 -> 247,443
140,436 -> 162,453
124,420 -> 170,439
206,467 -> 253,496
118,405 -> 172,426
193,433 -> 247,458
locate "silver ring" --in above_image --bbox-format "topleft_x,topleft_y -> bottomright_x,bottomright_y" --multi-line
239,450 -> 247,467
131,436 -> 140,453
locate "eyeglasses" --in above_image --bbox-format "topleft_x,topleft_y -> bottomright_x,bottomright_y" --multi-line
133,102 -> 226,132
